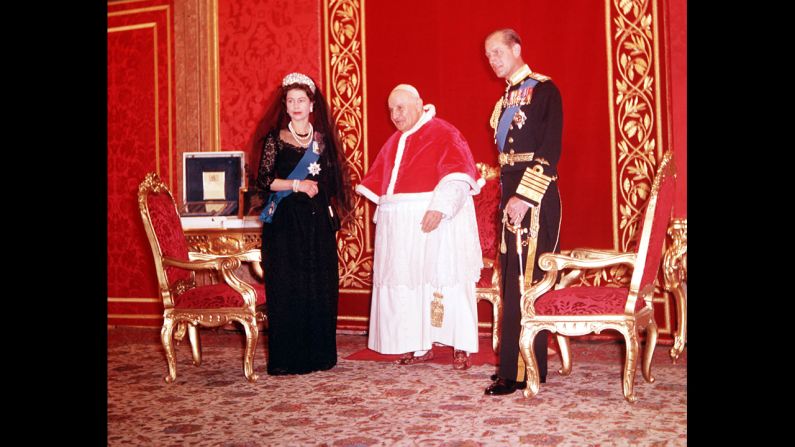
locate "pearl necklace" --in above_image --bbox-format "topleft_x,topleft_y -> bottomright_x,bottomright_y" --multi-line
288,121 -> 313,147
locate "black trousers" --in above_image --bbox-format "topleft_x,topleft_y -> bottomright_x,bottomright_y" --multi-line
496,193 -> 560,382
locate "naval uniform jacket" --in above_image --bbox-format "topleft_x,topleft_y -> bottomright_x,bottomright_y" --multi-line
494,66 -> 563,381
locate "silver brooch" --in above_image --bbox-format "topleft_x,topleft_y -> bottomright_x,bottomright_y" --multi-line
308,162 -> 321,176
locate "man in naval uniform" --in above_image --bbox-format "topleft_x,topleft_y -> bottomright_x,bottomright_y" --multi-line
483,28 -> 564,395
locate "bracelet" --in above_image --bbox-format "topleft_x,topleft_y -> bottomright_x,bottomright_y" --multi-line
292,179 -> 300,192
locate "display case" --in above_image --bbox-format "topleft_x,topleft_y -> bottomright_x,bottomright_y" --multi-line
180,151 -> 255,228
181,151 -> 245,215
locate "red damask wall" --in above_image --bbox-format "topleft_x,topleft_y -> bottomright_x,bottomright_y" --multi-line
361,0 -> 684,338
365,0 -> 614,253
218,0 -> 321,172
107,0 -> 321,326
108,0 -> 177,326
666,0 -> 687,217
108,0 -> 685,332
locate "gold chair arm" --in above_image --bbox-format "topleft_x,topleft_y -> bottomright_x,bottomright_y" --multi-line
188,249 -> 263,279
217,262 -> 259,310
521,251 -> 637,318
163,256 -> 239,271
163,256 -> 258,309
188,251 -> 222,261
554,249 -> 633,288
538,252 -> 636,272
566,248 -> 624,259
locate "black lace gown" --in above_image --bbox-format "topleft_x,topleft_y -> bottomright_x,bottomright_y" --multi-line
256,129 -> 339,375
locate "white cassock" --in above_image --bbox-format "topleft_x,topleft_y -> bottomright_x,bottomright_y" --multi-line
365,179 -> 483,354
356,105 -> 484,355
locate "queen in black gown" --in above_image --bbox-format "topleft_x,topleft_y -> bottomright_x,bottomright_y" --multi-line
254,72 -> 351,375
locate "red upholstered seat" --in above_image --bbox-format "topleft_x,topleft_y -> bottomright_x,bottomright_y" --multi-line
175,282 -> 266,309
138,172 -> 266,384
535,286 -> 640,315
519,152 -> 677,403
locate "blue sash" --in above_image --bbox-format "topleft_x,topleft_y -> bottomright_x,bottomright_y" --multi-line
496,77 -> 538,152
259,141 -> 320,223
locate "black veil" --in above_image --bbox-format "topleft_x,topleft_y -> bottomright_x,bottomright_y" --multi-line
250,75 -> 353,219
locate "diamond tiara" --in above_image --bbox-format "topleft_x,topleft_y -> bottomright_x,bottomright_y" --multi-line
282,72 -> 316,93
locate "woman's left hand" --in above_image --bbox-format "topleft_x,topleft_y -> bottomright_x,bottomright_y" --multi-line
298,179 -> 319,198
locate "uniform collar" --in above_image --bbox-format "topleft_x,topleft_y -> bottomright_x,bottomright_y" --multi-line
507,64 -> 532,87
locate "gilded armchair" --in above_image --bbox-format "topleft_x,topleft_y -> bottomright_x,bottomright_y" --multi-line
518,152 -> 676,402
473,162 -> 503,352
138,172 -> 266,383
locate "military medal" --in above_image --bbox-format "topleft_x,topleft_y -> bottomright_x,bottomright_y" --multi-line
513,109 -> 527,129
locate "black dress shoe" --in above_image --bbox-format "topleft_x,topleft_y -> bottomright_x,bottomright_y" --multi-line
491,373 -> 546,384
485,377 -> 527,395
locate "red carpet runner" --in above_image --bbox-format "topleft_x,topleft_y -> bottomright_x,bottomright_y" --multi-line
344,337 -> 498,366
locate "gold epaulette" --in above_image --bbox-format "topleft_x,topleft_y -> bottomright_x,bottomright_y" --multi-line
528,72 -> 551,82
515,165 -> 554,204
489,98 -> 503,130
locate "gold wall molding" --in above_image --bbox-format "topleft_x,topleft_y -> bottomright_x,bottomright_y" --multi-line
338,315 -> 369,322
173,0 -> 221,206
108,3 -> 175,188
607,0 -> 665,252
322,0 -> 373,291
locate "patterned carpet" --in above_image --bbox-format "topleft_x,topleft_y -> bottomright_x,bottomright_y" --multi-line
108,327 -> 687,446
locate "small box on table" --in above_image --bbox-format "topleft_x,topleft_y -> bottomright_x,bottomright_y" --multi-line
181,151 -> 245,217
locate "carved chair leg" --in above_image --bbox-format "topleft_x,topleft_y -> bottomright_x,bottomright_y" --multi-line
669,283 -> 687,363
161,317 -> 178,384
622,327 -> 639,403
519,326 -> 541,398
174,321 -> 187,344
642,320 -> 657,383
556,334 -> 572,376
188,323 -> 202,367
241,316 -> 259,383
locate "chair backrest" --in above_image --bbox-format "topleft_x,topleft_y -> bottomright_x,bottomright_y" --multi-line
137,172 -> 192,300
628,152 -> 676,301
473,162 -> 502,260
